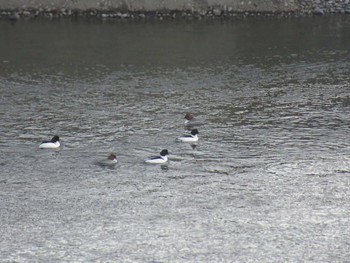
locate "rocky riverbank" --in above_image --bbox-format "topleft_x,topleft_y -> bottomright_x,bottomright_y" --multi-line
0,0 -> 349,20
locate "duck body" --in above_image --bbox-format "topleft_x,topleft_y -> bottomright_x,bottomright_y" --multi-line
184,113 -> 203,127
97,153 -> 118,167
144,149 -> 169,164
177,129 -> 199,143
39,135 -> 60,149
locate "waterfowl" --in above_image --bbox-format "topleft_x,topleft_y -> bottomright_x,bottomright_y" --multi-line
184,113 -> 203,127
97,153 -> 118,167
177,129 -> 199,143
144,149 -> 169,164
39,135 -> 60,149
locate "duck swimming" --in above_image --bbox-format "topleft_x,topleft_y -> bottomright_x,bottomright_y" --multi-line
184,113 -> 194,126
177,129 -> 199,143
184,113 -> 203,127
144,149 -> 169,164
96,153 -> 118,167
39,135 -> 60,149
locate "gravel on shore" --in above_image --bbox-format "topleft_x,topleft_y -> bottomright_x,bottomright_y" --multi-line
1,0 -> 349,20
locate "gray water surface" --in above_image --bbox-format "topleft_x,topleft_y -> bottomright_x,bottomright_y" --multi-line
1,16 -> 350,262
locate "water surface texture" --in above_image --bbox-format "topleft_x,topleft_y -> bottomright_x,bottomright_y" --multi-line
1,16 -> 350,262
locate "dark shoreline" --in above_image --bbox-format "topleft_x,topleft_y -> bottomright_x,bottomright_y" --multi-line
0,9 -> 348,22
1,1 -> 350,21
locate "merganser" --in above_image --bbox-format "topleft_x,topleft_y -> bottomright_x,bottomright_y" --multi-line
144,149 -> 169,164
184,113 -> 203,127
96,153 -> 118,167
177,129 -> 199,143
39,136 -> 60,149
184,113 -> 194,125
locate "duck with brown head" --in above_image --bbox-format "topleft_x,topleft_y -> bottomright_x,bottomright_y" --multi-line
184,113 -> 204,128
96,153 -> 118,167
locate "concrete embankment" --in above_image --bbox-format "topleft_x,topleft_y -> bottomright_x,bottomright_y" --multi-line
0,0 -> 349,19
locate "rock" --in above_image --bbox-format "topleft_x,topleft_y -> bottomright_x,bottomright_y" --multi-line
120,13 -> 129,18
213,8 -> 221,16
199,10 -> 207,16
8,13 -> 20,21
313,6 -> 325,15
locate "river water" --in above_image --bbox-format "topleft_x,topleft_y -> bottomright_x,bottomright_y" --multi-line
1,16 -> 350,262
